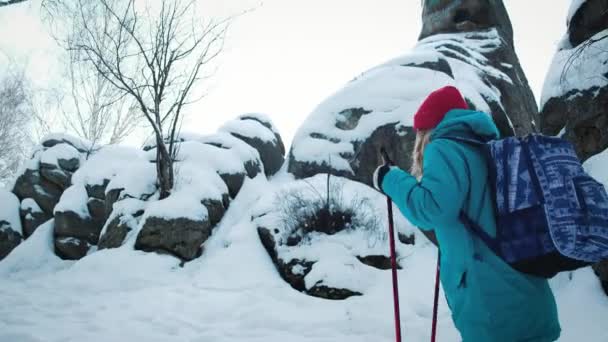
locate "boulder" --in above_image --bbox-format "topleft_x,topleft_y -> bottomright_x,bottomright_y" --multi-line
199,133 -> 263,179
54,237 -> 89,260
13,169 -> 63,215
41,134 -> 91,154
221,117 -> 285,177
0,220 -> 22,261
135,215 -> 212,261
57,157 -> 80,172
85,179 -> 110,200
40,163 -> 71,190
288,0 -> 537,186
98,216 -> 131,250
253,175 -> 414,300
104,188 -> 123,218
98,199 -> 145,250
54,210 -> 104,246
201,195 -> 228,227
87,198 -> 107,222
238,113 -> 286,157
20,199 -> 51,238
218,172 -> 246,199
540,0 -> 608,161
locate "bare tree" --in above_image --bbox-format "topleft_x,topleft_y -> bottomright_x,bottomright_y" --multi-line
0,65 -> 32,186
39,0 -> 143,147
58,47 -> 141,146
45,0 -> 228,198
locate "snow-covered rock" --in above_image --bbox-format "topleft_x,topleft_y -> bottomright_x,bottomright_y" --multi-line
135,194 -> 212,261
288,1 -> 537,186
0,189 -> 22,260
253,174 -> 418,299
220,114 -> 285,177
198,132 -> 263,179
12,135 -> 90,236
20,198 -> 49,238
541,0 -> 608,161
98,198 -> 145,250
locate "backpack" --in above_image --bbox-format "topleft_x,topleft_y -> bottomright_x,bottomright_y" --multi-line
445,134 -> 608,278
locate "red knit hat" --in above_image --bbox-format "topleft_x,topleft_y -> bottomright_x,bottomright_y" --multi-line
413,86 -> 468,130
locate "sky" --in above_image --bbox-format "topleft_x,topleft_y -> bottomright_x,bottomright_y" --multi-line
0,0 -> 571,148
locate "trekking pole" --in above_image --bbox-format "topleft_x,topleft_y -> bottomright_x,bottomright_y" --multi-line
431,251 -> 441,342
381,148 -> 402,342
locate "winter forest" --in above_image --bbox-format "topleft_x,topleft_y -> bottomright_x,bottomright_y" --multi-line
0,0 -> 607,341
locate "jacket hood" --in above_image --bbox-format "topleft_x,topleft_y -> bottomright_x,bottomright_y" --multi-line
430,109 -> 500,142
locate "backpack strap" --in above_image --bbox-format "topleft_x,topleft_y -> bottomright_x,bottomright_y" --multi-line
439,135 -> 503,256
459,211 -> 501,256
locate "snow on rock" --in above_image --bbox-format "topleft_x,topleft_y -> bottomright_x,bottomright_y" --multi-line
584,147 -> 608,295
73,145 -> 157,201
20,198 -> 48,238
253,174 -> 419,299
238,112 -> 286,153
220,115 -> 285,177
289,26 -> 538,186
198,132 -> 264,179
12,134 -> 90,236
0,219 -> 67,277
48,144 -> 156,260
40,133 -> 94,154
98,198 -> 146,250
541,0 -> 608,161
40,143 -> 81,172
0,189 -> 22,235
53,185 -> 104,260
134,144 -> 231,261
176,141 -> 248,198
0,189 -> 23,260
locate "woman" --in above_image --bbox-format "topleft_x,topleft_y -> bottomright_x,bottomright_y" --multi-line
373,86 -> 561,342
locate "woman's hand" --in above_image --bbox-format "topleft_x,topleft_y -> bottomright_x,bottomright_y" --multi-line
373,148 -> 395,193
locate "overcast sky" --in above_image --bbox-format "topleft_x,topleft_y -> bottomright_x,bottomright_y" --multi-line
0,0 -> 571,147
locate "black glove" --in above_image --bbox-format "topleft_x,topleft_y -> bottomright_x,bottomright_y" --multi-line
373,147 -> 394,193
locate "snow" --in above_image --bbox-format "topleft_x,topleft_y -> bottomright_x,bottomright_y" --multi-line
21,198 -> 42,214
221,117 -> 278,143
40,133 -> 94,153
72,145 -> 157,199
0,188 -> 22,235
0,168 -> 607,341
238,113 -> 282,137
176,141 -> 245,175
583,147 -> 608,186
39,143 -> 81,168
143,192 -> 209,222
291,29 -> 508,173
53,185 -> 90,217
541,28 -> 608,108
0,220 -> 64,277
253,174 -> 422,295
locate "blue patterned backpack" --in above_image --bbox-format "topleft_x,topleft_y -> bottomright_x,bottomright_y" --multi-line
447,134 -> 608,278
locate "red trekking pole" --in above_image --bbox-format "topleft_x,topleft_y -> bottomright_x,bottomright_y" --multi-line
431,251 -> 441,342
381,148 -> 402,342
386,196 -> 402,342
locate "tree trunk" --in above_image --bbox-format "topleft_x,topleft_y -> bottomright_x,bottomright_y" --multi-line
156,139 -> 173,200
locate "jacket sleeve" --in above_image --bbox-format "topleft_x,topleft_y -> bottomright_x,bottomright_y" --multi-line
381,140 -> 469,230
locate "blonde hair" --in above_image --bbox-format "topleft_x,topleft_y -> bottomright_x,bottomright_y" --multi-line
410,129 -> 433,180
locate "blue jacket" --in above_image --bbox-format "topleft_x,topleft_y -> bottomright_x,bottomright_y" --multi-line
382,109 -> 561,342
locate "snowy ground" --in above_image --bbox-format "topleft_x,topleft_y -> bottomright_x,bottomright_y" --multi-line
1,173 -> 607,342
